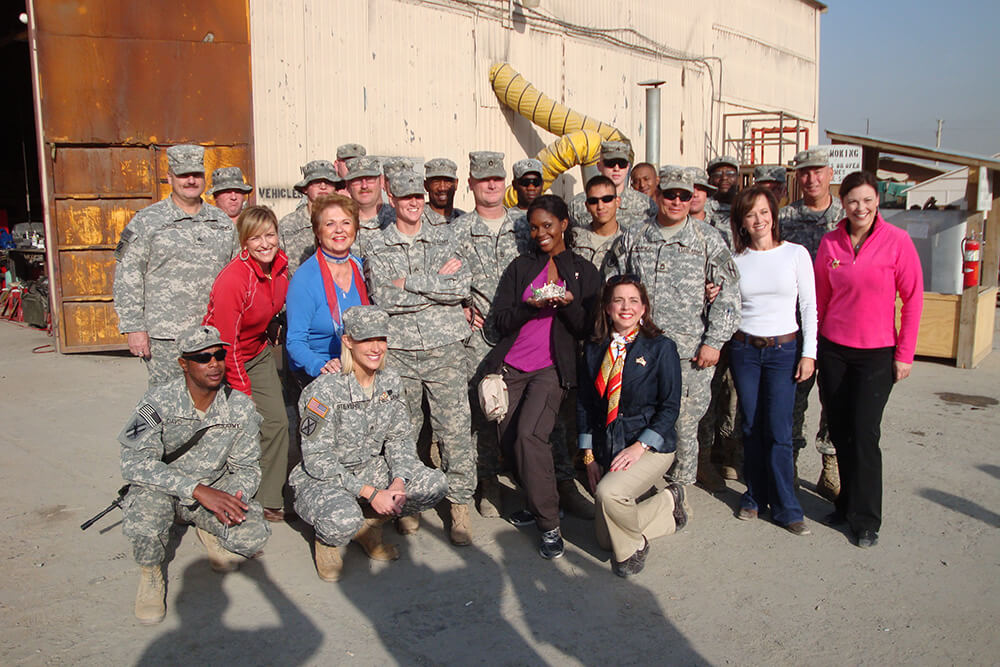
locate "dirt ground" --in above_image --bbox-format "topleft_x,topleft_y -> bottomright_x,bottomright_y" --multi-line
0,318 -> 998,666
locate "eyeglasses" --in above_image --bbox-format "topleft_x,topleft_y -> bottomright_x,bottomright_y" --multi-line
518,177 -> 542,187
606,273 -> 641,287
660,190 -> 693,202
182,349 -> 227,364
604,159 -> 629,170
586,194 -> 617,205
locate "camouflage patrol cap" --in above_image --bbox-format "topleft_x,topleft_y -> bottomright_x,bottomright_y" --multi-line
389,170 -> 424,198
684,166 -> 716,192
294,160 -> 342,193
166,144 -> 205,175
337,143 -> 367,161
424,158 -> 458,180
176,324 -> 230,354
793,147 -> 830,170
658,167 -> 694,193
469,151 -> 505,179
600,141 -> 632,163
343,305 -> 389,341
754,165 -> 787,183
210,167 -> 253,195
512,158 -> 544,180
706,155 -> 740,173
382,157 -> 415,180
345,156 -> 382,180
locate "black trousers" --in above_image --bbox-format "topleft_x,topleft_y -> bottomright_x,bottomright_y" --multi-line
816,337 -> 895,533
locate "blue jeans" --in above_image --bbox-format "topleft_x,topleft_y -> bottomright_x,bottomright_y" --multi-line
729,335 -> 804,526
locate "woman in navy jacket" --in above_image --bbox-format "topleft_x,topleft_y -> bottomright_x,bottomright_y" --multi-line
577,274 -> 688,577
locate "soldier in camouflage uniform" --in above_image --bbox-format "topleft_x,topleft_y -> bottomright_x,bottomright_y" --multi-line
345,156 -> 395,254
289,306 -> 448,581
278,160 -> 343,276
569,141 -> 656,229
421,158 -> 465,226
509,158 -> 545,217
573,174 -> 633,276
210,166 -> 253,224
334,143 -> 366,188
113,145 -> 237,387
120,324 -> 270,624
780,147 -> 843,501
686,166 -> 716,223
629,162 -> 658,199
607,168 -> 741,487
362,170 -> 476,545
754,164 -> 788,205
703,155 -> 741,247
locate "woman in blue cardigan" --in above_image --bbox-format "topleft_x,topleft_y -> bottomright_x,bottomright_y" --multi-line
577,275 -> 688,577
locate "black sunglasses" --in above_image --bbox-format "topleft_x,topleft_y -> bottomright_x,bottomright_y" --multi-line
182,349 -> 227,364
660,190 -> 693,202
518,177 -> 542,187
606,273 -> 641,287
586,194 -> 617,205
604,159 -> 629,169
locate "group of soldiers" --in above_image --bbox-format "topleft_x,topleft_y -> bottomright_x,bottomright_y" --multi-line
110,139 -> 844,623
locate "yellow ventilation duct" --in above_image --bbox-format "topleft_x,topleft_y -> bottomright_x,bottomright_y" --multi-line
502,129 -> 604,208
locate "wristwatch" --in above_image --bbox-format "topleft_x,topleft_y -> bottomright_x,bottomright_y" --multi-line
365,486 -> 379,503
638,441 -> 652,452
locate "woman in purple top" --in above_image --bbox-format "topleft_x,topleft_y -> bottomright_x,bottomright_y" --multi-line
483,195 -> 602,559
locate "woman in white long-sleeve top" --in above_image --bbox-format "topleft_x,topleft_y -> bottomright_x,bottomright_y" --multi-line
727,185 -> 817,536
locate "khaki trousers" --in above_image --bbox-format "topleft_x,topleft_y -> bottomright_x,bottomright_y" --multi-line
245,345 -> 290,510
594,450 -> 677,563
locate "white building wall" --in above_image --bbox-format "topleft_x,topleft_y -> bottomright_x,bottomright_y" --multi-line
250,0 -> 821,216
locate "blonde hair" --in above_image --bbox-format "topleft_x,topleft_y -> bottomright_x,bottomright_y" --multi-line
339,336 -> 387,375
236,205 -> 278,247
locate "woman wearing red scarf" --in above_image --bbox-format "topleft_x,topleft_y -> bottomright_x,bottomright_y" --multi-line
204,205 -> 290,522
285,194 -> 370,388
577,275 -> 686,577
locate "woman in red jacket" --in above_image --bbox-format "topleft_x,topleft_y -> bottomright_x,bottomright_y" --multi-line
814,170 -> 923,548
205,205 -> 290,522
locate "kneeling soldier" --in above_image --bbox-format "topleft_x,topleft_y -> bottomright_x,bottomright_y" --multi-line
289,306 -> 448,581
120,324 -> 270,625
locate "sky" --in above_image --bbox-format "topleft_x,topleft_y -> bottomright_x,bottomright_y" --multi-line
819,0 -> 1000,156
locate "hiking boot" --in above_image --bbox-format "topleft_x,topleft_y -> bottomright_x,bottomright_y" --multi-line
817,454 -> 841,502
666,483 -> 691,532
396,513 -> 421,535
353,518 -> 399,561
613,537 -> 649,577
314,539 -> 343,582
196,527 -> 243,573
134,565 -> 166,625
449,503 -> 472,546
696,448 -> 726,492
558,479 -> 595,519
539,527 -> 564,560
477,476 -> 502,518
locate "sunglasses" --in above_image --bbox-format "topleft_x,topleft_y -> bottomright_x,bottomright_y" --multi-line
606,273 -> 641,287
518,177 -> 542,187
182,349 -> 227,364
586,194 -> 617,205
660,190 -> 693,202
604,159 -> 629,170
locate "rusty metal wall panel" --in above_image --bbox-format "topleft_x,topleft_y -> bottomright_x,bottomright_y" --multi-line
57,250 -> 115,298
54,199 -> 144,246
53,146 -> 153,197
60,302 -> 127,349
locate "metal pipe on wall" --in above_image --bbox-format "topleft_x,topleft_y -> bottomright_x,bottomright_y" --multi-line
639,80 -> 665,167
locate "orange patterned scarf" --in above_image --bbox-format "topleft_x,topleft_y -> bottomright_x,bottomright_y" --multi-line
594,327 -> 639,425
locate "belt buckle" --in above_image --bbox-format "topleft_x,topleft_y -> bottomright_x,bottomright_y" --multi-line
750,335 -> 768,349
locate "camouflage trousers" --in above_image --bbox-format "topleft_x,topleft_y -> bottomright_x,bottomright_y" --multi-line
122,483 -> 270,567
667,359 -> 715,485
697,346 -> 742,463
465,331 -> 574,481
390,342 -> 475,504
793,373 -> 835,456
145,338 -> 184,388
293,461 -> 447,547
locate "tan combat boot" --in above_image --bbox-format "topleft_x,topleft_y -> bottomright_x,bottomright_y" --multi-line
314,539 -> 343,582
449,502 -> 472,546
353,518 -> 400,561
196,527 -> 244,573
477,476 -> 502,519
134,565 -> 166,625
816,454 -> 841,502
558,479 -> 595,520
396,513 -> 421,535
696,448 -> 727,492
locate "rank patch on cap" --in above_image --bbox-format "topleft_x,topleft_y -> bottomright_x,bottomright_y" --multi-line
306,397 -> 329,418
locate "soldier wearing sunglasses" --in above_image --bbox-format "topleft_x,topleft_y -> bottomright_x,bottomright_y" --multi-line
704,155 -> 741,248
568,141 -> 655,230
606,168 -> 740,489
119,324 -> 270,625
573,175 -> 627,275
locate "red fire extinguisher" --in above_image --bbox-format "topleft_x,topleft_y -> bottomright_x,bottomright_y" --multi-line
961,233 -> 982,288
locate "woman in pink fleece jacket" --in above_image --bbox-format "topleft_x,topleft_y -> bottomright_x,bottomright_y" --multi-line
814,170 -> 923,549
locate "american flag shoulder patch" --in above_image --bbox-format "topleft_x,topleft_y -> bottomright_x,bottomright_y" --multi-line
137,403 -> 162,427
306,397 -> 330,419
